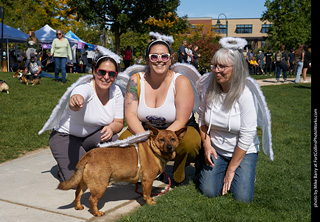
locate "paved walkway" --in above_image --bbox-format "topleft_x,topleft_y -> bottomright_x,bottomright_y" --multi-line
0,76 -> 311,222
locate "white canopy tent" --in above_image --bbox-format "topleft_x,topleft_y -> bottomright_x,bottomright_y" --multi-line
35,24 -> 78,44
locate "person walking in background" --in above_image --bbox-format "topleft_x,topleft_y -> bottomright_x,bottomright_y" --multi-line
275,44 -> 289,83
178,40 -> 187,63
265,48 -> 273,76
50,29 -> 72,84
294,44 -> 304,84
192,45 -> 201,69
302,45 -> 311,83
123,46 -> 132,70
26,31 -> 40,60
288,49 -> 295,77
185,43 -> 193,64
246,49 -> 254,75
257,50 -> 265,75
81,45 -> 89,73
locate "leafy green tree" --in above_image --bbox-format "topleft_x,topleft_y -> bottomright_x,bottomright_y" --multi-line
261,0 -> 311,49
66,0 -> 181,54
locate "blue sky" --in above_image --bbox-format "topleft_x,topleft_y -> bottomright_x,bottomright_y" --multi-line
177,0 -> 268,19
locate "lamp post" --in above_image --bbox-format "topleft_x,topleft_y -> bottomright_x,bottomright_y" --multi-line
216,13 -> 228,37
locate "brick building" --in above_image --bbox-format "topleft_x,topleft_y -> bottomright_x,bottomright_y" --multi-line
188,17 -> 272,50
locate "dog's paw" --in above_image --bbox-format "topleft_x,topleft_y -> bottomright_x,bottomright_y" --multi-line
94,211 -> 105,217
146,199 -> 156,205
75,205 -> 84,210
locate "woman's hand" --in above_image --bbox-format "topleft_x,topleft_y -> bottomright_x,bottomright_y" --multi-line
222,170 -> 235,195
69,94 -> 84,111
101,126 -> 113,142
203,143 -> 217,167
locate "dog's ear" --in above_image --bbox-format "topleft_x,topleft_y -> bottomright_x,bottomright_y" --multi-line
175,127 -> 187,140
147,123 -> 159,137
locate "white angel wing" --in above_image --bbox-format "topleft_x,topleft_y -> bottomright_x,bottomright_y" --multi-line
170,63 -> 201,113
114,64 -> 149,96
98,131 -> 150,148
246,76 -> 274,161
196,72 -> 211,101
38,74 -> 93,135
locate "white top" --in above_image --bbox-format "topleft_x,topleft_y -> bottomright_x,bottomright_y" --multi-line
199,86 -> 259,157
56,80 -> 124,137
137,72 -> 181,129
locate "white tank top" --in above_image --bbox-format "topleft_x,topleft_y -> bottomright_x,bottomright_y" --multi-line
137,72 -> 181,129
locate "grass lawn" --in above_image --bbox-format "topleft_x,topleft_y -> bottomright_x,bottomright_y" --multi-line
0,72 -> 86,162
119,84 -> 312,221
0,72 -> 312,221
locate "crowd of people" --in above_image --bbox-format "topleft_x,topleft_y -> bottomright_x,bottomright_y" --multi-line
178,40 -> 201,68
246,44 -> 311,83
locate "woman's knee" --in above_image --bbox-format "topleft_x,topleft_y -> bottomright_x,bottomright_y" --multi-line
176,127 -> 201,155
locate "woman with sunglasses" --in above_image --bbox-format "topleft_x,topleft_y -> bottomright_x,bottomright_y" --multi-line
50,29 -> 72,84
48,52 -> 124,181
120,32 -> 201,187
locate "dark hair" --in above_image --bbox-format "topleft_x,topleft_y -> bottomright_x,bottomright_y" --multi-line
94,56 -> 119,73
145,39 -> 173,58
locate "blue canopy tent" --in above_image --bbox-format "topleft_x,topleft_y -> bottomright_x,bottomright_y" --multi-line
65,31 -> 95,50
0,22 -> 29,71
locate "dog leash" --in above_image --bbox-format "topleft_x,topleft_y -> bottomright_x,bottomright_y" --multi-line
135,172 -> 171,197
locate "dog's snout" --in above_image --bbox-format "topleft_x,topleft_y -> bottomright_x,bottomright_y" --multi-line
167,144 -> 172,150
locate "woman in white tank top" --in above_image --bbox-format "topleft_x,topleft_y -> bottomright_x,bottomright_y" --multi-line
120,33 -> 201,186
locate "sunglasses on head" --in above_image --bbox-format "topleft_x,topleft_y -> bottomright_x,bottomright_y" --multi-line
148,53 -> 171,63
96,69 -> 118,79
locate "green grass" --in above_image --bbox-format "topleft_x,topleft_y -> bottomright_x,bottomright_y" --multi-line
0,72 -> 86,163
0,71 -> 312,221
119,84 -> 312,222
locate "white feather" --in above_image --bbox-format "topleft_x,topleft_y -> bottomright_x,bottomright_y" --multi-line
96,45 -> 121,64
246,77 -> 274,161
98,131 -> 150,148
170,63 -> 201,112
149,32 -> 174,44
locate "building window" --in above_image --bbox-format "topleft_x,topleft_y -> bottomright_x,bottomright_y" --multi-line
213,25 -> 227,34
236,24 -> 252,34
261,24 -> 272,33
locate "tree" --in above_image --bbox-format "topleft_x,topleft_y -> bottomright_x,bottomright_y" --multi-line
144,12 -> 189,35
172,24 -> 220,73
66,0 -> 181,54
261,0 -> 311,49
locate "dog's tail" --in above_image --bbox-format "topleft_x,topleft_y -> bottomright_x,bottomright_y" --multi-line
57,159 -> 87,190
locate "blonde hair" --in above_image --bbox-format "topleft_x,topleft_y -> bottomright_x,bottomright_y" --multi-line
205,48 -> 248,111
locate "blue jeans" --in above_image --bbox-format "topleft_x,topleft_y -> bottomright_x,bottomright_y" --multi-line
199,152 -> 258,202
276,63 -> 287,80
294,61 -> 303,83
54,57 -> 67,82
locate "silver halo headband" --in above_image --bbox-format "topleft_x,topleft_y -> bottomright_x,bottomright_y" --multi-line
147,32 -> 174,54
96,45 -> 121,65
219,37 -> 247,51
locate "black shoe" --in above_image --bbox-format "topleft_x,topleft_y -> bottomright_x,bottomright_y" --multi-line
172,177 -> 189,188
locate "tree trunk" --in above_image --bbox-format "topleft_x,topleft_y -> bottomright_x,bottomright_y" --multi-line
114,24 -> 121,55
